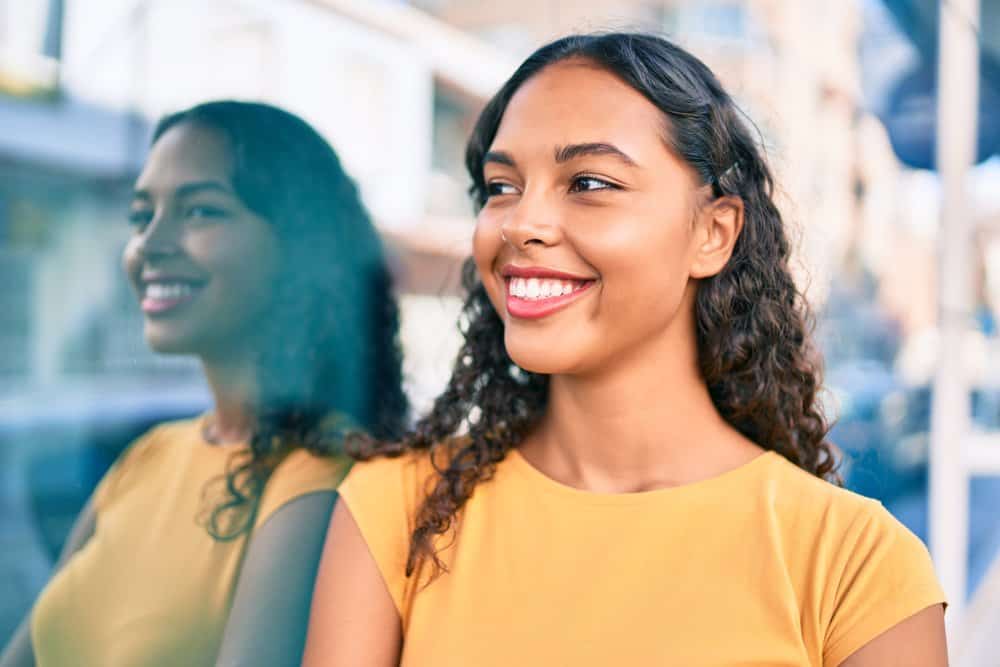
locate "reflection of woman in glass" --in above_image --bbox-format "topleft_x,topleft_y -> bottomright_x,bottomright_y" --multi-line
305,34 -> 946,666
1,101 -> 406,667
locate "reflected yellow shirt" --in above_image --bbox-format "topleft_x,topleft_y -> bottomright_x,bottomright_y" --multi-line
31,416 -> 349,666
339,448 -> 945,666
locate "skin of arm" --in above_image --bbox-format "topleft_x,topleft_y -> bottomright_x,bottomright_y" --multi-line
214,491 -> 338,667
840,604 -> 948,667
302,500 -> 402,667
0,496 -> 98,667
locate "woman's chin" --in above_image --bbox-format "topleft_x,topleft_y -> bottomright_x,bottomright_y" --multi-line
143,326 -> 201,356
145,338 -> 195,356
506,343 -> 580,377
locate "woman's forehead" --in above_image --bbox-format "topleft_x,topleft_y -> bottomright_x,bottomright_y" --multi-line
137,123 -> 234,192
490,61 -> 667,161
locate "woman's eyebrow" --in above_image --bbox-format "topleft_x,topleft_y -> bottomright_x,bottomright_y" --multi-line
483,150 -> 516,167
554,142 -> 637,166
174,181 -> 234,198
131,181 -> 233,202
484,144 -> 639,169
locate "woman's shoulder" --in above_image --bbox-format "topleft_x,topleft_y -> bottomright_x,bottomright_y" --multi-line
774,457 -> 935,575
334,448 -> 442,614
343,446 -> 438,482
270,446 -> 352,481
253,449 -> 353,526
758,452 -> 937,574
760,452 -> 945,664
125,416 -> 213,464
338,448 -> 439,520
124,416 -> 202,455
336,445 -> 448,537
763,451 -> 884,523
92,417 -> 203,509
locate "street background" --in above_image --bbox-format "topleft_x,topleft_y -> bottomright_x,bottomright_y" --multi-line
1,0 -> 998,663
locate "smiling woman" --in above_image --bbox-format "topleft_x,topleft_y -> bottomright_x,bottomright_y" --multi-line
125,125 -> 281,362
0,101 -> 407,667
304,33 -> 946,667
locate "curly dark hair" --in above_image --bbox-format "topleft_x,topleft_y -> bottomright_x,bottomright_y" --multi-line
151,101 -> 408,540
350,32 -> 838,576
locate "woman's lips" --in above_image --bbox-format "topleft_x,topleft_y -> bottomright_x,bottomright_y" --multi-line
140,281 -> 205,315
504,275 -> 596,319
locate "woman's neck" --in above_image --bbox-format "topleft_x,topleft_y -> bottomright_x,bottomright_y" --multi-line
521,324 -> 761,493
201,358 -> 258,444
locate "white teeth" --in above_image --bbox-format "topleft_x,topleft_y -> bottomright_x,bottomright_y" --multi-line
146,282 -> 196,300
509,277 -> 525,297
508,277 -> 581,301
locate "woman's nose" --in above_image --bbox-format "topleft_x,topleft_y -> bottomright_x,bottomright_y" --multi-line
500,193 -> 562,249
136,216 -> 181,259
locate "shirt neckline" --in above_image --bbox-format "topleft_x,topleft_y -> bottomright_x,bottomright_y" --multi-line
504,447 -> 779,506
196,413 -> 250,451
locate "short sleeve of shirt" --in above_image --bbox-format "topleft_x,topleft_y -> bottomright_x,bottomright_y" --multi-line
337,454 -> 427,616
823,500 -> 946,666
254,450 -> 352,528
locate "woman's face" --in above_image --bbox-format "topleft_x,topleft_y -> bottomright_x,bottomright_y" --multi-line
123,122 -> 280,359
473,61 -> 727,377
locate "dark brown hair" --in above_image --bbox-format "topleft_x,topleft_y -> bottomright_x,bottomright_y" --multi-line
350,32 -> 838,576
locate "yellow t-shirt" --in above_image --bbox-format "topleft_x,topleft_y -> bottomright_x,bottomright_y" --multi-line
339,448 -> 945,666
31,416 -> 350,667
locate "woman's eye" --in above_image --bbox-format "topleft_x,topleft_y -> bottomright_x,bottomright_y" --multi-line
127,210 -> 152,230
569,176 -> 617,193
185,205 -> 229,222
485,182 -> 519,198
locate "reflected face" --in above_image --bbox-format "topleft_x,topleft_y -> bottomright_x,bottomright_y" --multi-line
472,61 -> 705,377
123,122 -> 280,358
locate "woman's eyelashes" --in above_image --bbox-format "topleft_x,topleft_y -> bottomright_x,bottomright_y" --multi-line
184,204 -> 231,223
126,203 -> 231,230
127,207 -> 153,230
484,174 -> 622,199
568,175 -> 620,193
486,181 -> 519,198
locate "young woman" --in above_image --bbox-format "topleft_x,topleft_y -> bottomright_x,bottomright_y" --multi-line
0,101 -> 407,667
305,34 -> 947,666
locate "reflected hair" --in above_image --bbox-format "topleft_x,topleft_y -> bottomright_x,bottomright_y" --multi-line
351,33 -> 838,576
152,100 -> 408,540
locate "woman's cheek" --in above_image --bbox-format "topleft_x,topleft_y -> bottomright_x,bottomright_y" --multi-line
121,240 -> 144,295
471,216 -> 507,315
472,207 -> 498,247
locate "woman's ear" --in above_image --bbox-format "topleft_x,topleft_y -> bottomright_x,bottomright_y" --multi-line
690,196 -> 744,279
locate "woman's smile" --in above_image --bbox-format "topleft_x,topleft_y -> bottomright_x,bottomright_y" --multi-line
473,61 -> 704,376
139,272 -> 209,315
123,122 -> 280,357
501,264 -> 598,319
